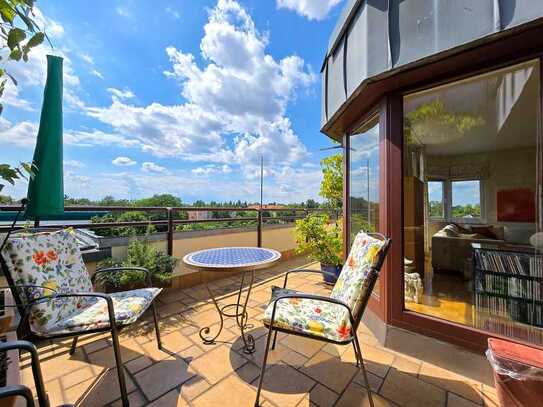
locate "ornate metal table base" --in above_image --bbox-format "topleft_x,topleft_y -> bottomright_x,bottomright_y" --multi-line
199,268 -> 256,354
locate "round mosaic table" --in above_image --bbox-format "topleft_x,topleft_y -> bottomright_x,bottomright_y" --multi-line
183,247 -> 281,353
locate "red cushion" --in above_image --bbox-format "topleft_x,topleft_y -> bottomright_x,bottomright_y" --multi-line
488,338 -> 543,369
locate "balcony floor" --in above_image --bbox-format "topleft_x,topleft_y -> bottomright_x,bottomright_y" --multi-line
19,257 -> 498,406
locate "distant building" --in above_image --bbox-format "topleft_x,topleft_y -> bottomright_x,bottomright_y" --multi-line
187,211 -> 212,221
247,204 -> 286,211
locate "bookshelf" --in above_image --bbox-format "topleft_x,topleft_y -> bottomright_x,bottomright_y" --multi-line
472,242 -> 543,345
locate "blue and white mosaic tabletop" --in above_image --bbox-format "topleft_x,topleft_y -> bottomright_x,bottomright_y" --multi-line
183,247 -> 281,270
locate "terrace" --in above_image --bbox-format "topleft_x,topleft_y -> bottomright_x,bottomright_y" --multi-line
13,255 -> 497,407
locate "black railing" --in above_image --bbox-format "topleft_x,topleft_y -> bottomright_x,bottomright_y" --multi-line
0,205 -> 339,255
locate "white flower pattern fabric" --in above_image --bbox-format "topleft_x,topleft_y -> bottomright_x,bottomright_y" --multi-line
263,286 -> 353,342
262,231 -> 385,342
1,229 -> 161,335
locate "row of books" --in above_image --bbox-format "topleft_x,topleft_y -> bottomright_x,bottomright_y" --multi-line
479,274 -> 542,301
474,250 -> 542,277
475,294 -> 543,326
475,312 -> 543,346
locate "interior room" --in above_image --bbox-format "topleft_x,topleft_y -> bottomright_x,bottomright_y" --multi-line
402,59 -> 543,343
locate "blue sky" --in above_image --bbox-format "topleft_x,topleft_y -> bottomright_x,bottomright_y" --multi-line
0,0 -> 345,204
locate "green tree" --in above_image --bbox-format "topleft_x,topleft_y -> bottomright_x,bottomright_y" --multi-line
319,153 -> 343,209
1,0 -> 48,191
134,194 -> 182,208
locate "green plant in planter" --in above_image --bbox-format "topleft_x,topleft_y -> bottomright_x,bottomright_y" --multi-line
294,213 -> 343,266
97,237 -> 178,290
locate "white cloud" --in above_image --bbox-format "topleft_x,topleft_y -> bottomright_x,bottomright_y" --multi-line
276,0 -> 343,20
142,162 -> 169,174
80,53 -> 94,65
165,7 -> 181,19
107,88 -> 135,100
191,164 -> 233,175
0,118 -> 37,147
116,6 -> 131,18
33,7 -> 65,38
89,0 -> 315,174
112,156 -> 137,166
90,69 -> 104,79
64,160 -> 86,168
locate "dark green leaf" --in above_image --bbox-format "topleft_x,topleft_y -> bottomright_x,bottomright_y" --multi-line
9,48 -> 22,61
26,31 -> 43,48
7,27 -> 26,49
0,0 -> 16,23
16,8 -> 36,32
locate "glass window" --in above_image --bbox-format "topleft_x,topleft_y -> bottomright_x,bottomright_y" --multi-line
451,180 -> 481,219
428,181 -> 444,218
350,115 -> 380,295
403,59 -> 543,345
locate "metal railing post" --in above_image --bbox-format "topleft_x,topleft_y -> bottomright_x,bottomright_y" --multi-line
257,210 -> 262,247
167,208 -> 174,256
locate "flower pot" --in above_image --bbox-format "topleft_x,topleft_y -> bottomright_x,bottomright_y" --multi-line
320,263 -> 341,285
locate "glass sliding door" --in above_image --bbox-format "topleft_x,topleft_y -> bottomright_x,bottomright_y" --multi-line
350,116 -> 381,294
403,59 -> 543,344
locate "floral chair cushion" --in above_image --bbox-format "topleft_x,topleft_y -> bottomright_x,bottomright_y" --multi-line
330,231 -> 385,326
38,288 -> 162,336
1,229 -> 94,333
263,287 -> 353,342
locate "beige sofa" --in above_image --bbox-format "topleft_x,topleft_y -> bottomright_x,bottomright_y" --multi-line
431,224 -> 505,279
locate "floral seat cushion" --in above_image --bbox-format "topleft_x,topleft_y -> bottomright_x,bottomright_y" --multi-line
39,288 -> 162,336
330,232 -> 385,325
262,287 -> 353,342
1,229 -> 94,334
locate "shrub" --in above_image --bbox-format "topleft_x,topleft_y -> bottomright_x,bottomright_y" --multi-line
294,214 -> 343,266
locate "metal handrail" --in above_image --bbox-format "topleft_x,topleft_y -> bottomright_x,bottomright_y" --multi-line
0,205 -> 341,254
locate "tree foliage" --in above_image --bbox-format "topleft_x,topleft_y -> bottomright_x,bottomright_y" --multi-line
1,0 -> 47,191
294,213 -> 342,266
319,153 -> 342,209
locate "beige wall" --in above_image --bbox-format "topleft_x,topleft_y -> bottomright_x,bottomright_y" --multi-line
99,225 -> 297,278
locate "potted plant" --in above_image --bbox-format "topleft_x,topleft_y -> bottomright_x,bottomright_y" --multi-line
96,237 -> 178,293
294,213 -> 343,284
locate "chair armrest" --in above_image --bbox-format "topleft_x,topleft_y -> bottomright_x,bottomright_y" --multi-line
24,292 -> 118,332
0,341 -> 48,407
282,268 -> 337,289
92,266 -> 152,287
0,385 -> 35,407
268,293 -> 355,328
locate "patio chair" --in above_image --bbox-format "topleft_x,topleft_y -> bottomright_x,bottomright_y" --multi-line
254,231 -> 391,407
0,228 -> 163,407
0,340 -> 50,407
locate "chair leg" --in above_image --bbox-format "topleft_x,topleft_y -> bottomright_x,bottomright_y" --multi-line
110,325 -> 129,407
254,327 -> 274,407
352,341 -> 360,367
353,332 -> 375,407
69,337 -> 78,355
151,302 -> 162,350
271,331 -> 278,350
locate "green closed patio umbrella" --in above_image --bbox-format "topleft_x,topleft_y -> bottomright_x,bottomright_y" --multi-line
25,55 -> 64,221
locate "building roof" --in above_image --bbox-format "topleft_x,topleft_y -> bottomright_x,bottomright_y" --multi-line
321,0 -> 543,138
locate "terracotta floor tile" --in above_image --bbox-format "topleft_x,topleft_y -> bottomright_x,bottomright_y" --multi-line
352,370 -> 384,392
241,335 -> 292,368
281,335 -> 325,359
110,390 -> 148,407
134,356 -> 196,401
235,361 -> 262,384
87,339 -> 145,369
68,368 -> 136,406
357,345 -> 394,378
190,344 -> 246,384
126,354 -> 154,374
281,349 -> 310,368
192,374 -> 259,407
251,363 -> 315,407
335,382 -> 393,407
179,375 -> 211,400
308,383 -> 339,407
380,368 -> 446,407
160,330 -> 196,353
447,392 -> 481,407
82,337 -> 111,354
147,388 -> 190,406
301,351 -> 358,393
419,362 -> 483,403
391,355 -> 421,376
